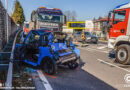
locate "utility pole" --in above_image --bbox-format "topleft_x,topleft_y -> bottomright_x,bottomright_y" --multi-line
5,0 -> 9,43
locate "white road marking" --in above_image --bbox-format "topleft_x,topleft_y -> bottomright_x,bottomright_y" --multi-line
37,70 -> 53,90
87,48 -> 109,53
97,59 -> 130,73
78,47 -> 93,52
79,47 -> 109,53
97,46 -> 108,49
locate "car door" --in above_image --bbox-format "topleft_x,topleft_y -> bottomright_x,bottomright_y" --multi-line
24,32 -> 37,59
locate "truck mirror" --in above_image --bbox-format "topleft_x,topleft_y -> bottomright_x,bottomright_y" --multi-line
110,25 -> 113,28
63,15 -> 67,24
107,12 -> 111,24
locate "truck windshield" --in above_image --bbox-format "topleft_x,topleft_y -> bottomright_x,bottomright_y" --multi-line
113,10 -> 126,24
38,14 -> 62,23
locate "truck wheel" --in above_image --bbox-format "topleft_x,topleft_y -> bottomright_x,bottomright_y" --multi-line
42,58 -> 57,75
116,45 -> 130,65
68,61 -> 79,69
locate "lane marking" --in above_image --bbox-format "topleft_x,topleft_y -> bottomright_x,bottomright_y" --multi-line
97,59 -> 130,73
78,47 -> 109,53
78,47 -> 94,52
37,70 -> 53,90
97,46 -> 108,49
87,48 -> 109,53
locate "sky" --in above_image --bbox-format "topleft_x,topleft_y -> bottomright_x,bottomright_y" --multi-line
1,0 -> 130,21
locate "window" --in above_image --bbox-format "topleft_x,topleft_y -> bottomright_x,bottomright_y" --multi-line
70,23 -> 85,28
25,33 -> 36,44
113,10 -> 126,24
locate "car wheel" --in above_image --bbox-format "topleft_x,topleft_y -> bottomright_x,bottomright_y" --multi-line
68,60 -> 79,69
42,58 -> 57,75
92,38 -> 97,44
116,45 -> 130,65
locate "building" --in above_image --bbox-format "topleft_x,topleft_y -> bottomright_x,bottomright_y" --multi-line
62,25 -> 73,33
67,21 -> 85,33
85,20 -> 94,32
93,18 -> 108,39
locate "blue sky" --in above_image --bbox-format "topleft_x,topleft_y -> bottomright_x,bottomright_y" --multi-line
1,0 -> 130,21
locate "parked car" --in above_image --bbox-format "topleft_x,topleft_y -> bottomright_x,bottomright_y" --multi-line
74,31 -> 98,44
14,29 -> 80,75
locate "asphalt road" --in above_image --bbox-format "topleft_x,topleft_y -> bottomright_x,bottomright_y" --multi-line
31,42 -> 130,90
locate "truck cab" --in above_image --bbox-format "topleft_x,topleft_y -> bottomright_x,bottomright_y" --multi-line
14,29 -> 80,74
29,7 -> 66,32
108,3 -> 130,64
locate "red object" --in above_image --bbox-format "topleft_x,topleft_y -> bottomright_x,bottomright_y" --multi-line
109,8 -> 130,38
24,28 -> 30,33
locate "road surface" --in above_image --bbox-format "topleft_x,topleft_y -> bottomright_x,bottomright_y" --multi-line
31,42 -> 130,90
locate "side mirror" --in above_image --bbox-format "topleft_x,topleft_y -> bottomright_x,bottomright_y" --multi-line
63,15 -> 67,24
110,25 -> 113,28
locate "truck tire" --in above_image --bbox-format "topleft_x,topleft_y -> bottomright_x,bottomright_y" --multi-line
42,58 -> 57,75
116,44 -> 130,65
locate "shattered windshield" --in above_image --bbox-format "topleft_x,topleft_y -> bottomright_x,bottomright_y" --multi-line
38,14 -> 62,23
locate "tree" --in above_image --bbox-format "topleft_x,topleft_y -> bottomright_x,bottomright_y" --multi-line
71,11 -> 77,21
12,0 -> 25,25
64,10 -> 77,21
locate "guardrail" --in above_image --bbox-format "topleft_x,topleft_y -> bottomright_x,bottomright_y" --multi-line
5,30 -> 21,90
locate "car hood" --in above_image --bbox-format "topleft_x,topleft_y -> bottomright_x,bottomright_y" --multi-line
51,43 -> 73,56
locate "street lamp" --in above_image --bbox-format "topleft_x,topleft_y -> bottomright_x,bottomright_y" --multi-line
5,0 -> 9,43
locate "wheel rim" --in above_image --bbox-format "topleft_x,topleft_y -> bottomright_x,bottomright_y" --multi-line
118,48 -> 127,61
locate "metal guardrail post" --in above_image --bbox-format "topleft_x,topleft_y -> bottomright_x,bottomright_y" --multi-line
5,30 -> 21,90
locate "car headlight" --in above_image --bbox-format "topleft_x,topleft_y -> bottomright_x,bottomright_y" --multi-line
51,45 -> 55,51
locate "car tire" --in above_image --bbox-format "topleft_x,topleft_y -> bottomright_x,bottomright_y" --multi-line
116,44 -> 130,65
92,38 -> 98,44
42,58 -> 57,75
68,60 -> 79,69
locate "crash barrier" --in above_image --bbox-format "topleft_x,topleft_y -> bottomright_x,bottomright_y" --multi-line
0,52 -> 10,71
0,1 -> 17,51
5,30 -> 21,90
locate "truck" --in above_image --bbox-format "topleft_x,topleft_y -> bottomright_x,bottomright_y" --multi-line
108,3 -> 130,64
29,7 -> 66,32
14,29 -> 80,75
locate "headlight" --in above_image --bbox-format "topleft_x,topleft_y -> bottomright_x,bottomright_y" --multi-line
51,45 -> 55,50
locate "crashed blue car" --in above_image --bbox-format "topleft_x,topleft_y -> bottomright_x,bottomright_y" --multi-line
14,29 -> 80,75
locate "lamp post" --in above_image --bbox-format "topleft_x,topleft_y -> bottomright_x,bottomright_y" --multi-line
5,0 -> 9,43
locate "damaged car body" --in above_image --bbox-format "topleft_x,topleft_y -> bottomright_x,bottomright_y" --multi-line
14,29 -> 80,75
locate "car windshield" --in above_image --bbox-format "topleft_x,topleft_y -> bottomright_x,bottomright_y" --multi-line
38,14 -> 62,23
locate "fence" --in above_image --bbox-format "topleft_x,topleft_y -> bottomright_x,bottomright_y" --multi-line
0,1 -> 17,51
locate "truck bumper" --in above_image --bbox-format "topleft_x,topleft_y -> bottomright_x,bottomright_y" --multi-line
108,39 -> 115,49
